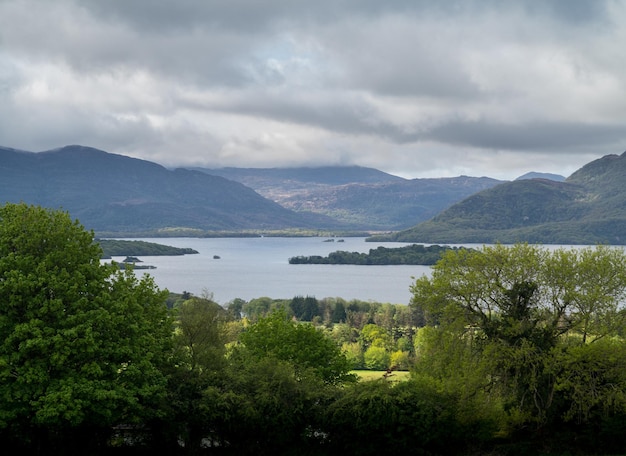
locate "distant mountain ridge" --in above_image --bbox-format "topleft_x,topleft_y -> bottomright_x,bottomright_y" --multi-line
195,167 -> 503,229
516,172 -> 566,181
2,145 -> 506,234
374,151 -> 626,244
0,145 -> 339,234
197,165 -> 405,186
5,144 -> 601,239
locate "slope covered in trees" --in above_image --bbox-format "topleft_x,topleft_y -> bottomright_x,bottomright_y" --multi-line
375,151 -> 626,244
0,145 -> 339,234
199,166 -> 502,230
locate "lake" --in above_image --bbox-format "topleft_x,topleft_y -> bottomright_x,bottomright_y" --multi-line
109,237 -> 431,305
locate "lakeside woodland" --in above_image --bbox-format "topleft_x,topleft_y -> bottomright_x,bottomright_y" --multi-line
3,203 -> 626,455
289,243 -> 471,265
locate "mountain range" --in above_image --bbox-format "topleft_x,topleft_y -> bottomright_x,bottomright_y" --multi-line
373,151 -> 626,245
0,145 -> 338,234
0,145 -> 502,234
195,167 -> 502,230
2,144 -> 625,244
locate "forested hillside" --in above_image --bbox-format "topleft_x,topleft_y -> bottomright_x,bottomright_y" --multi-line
197,166 -> 502,229
374,151 -> 626,244
0,145 -> 340,234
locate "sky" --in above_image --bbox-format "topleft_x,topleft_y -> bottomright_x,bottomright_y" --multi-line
1,0 -> 625,180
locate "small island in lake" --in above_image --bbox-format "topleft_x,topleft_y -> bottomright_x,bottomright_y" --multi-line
98,239 -> 199,258
289,244 -> 472,265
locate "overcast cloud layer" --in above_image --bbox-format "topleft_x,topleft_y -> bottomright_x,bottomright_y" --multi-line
1,0 -> 625,179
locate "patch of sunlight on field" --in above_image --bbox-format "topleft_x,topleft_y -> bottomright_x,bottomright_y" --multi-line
351,370 -> 410,382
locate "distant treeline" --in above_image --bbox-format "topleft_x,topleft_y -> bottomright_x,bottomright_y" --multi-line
97,239 -> 198,258
289,243 -> 471,265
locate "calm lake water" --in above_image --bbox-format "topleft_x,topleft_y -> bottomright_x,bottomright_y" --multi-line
109,237 -> 431,305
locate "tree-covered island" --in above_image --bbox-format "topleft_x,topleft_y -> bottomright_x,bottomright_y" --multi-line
97,239 -> 198,258
289,243 -> 471,265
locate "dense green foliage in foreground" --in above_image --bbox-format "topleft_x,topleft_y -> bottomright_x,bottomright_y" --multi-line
98,239 -> 198,258
4,203 -> 626,455
289,243 -> 470,265
410,243 -> 626,454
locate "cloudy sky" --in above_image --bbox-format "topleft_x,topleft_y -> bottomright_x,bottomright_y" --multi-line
1,0 -> 625,179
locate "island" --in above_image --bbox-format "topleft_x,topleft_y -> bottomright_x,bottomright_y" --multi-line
289,244 -> 471,265
98,239 -> 199,258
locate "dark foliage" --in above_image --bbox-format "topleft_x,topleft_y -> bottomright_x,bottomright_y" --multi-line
98,239 -> 198,258
289,244 -> 471,265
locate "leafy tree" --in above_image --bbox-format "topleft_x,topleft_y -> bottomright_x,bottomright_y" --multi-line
390,350 -> 410,370
241,296 -> 272,320
225,297 -> 245,320
363,345 -> 390,370
323,376 -> 492,455
0,203 -> 172,451
360,323 -> 392,350
164,296 -> 232,453
411,243 -> 626,428
203,355 -> 332,453
342,342 -> 364,369
238,310 -> 355,385
173,296 -> 229,372
329,322 -> 358,345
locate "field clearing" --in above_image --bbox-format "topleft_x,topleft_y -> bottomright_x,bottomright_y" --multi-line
351,370 -> 411,382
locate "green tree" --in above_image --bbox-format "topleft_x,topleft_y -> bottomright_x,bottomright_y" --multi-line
241,296 -> 272,320
331,298 -> 347,323
289,295 -> 319,321
0,203 -> 172,451
204,355 -> 331,453
342,342 -> 364,369
225,297 -> 245,320
166,296 -> 231,453
173,296 -> 229,372
238,310 -> 355,385
411,243 -> 626,428
323,376 -> 491,455
364,345 -> 390,370
360,323 -> 392,350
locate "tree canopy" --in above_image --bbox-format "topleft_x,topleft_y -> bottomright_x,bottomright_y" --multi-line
411,243 -> 626,435
238,310 -> 355,385
5,203 -> 626,455
0,203 -> 172,451
289,243 -> 469,265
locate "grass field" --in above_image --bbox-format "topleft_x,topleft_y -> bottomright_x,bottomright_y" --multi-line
351,370 -> 411,382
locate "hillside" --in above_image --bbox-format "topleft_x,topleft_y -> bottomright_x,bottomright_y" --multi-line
516,172 -> 566,181
373,152 -> 626,244
196,167 -> 502,230
0,145 -> 340,234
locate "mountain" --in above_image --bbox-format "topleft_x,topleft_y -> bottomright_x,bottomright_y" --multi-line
516,172 -> 566,181
0,145 -> 340,234
374,152 -> 626,244
195,167 -> 502,230
199,165 -> 405,186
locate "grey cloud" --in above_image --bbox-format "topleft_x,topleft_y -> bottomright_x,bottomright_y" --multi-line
0,0 -> 624,179
423,119 -> 626,153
